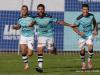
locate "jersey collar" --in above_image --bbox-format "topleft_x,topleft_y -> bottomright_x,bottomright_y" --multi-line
37,13 -> 46,18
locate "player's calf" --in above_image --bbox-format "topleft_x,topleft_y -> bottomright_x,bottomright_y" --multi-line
38,54 -> 43,69
47,43 -> 57,55
80,49 -> 86,71
88,45 -> 94,59
27,49 -> 33,57
86,36 -> 94,70
36,54 -> 43,73
20,45 -> 29,70
36,47 -> 44,72
80,49 -> 85,63
88,48 -> 94,70
22,54 -> 29,70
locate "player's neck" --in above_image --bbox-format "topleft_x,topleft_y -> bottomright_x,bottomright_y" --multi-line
38,13 -> 46,18
83,13 -> 89,17
22,15 -> 28,18
22,14 -> 29,18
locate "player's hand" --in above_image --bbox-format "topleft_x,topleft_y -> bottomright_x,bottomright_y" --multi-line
78,32 -> 85,36
92,30 -> 98,36
12,25 -> 20,30
57,21 -> 64,25
69,24 -> 77,28
28,21 -> 36,27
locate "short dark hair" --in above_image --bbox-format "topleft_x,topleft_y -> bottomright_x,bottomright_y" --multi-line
37,4 -> 45,9
82,4 -> 89,9
22,5 -> 28,10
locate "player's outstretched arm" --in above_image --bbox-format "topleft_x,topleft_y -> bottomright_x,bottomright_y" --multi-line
56,21 -> 78,28
28,21 -> 36,27
12,24 -> 21,30
72,25 -> 84,36
92,18 -> 98,36
56,20 -> 70,26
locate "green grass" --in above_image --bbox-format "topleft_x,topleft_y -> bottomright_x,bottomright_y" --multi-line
0,54 -> 100,75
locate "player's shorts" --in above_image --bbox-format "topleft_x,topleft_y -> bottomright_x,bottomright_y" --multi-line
37,36 -> 54,50
19,35 -> 34,50
78,35 -> 94,49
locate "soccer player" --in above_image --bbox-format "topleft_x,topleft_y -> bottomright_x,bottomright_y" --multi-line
13,5 -> 35,70
71,4 -> 98,71
34,4 -> 67,72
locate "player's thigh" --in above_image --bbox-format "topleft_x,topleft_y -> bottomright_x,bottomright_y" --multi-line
78,38 -> 86,49
27,37 -> 34,56
86,35 -> 94,51
86,35 -> 94,45
47,37 -> 54,50
19,35 -> 28,54
37,36 -> 47,54
27,36 -> 34,50
37,46 -> 44,54
20,44 -> 28,54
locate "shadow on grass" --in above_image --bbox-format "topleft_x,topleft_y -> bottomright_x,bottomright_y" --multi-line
42,66 -> 80,73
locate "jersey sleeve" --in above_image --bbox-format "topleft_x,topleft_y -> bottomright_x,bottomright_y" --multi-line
74,19 -> 80,26
17,17 -> 21,25
92,14 -> 96,22
16,18 -> 21,27
50,17 -> 58,23
17,20 -> 20,25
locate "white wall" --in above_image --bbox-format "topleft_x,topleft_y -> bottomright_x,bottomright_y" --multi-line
0,0 -> 22,10
0,0 -> 64,11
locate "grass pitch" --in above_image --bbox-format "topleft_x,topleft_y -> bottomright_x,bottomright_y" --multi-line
0,54 -> 100,75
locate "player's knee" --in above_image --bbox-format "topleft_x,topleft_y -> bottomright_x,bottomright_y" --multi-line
28,53 -> 33,57
80,50 -> 85,56
21,49 -> 27,55
20,47 -> 27,55
88,49 -> 94,58
88,48 -> 94,55
37,47 -> 43,54
21,49 -> 27,54
22,53 -> 27,56
22,52 -> 27,56
47,44 -> 54,50
89,49 -> 93,53
87,44 -> 93,52
27,49 -> 33,57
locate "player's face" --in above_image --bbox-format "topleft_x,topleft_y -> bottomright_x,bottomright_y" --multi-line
37,7 -> 45,16
82,7 -> 89,16
21,7 -> 28,17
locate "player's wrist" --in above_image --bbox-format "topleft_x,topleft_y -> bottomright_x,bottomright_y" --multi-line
12,26 -> 17,29
78,32 -> 85,36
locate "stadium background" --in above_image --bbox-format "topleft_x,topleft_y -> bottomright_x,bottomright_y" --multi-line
0,0 -> 100,53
